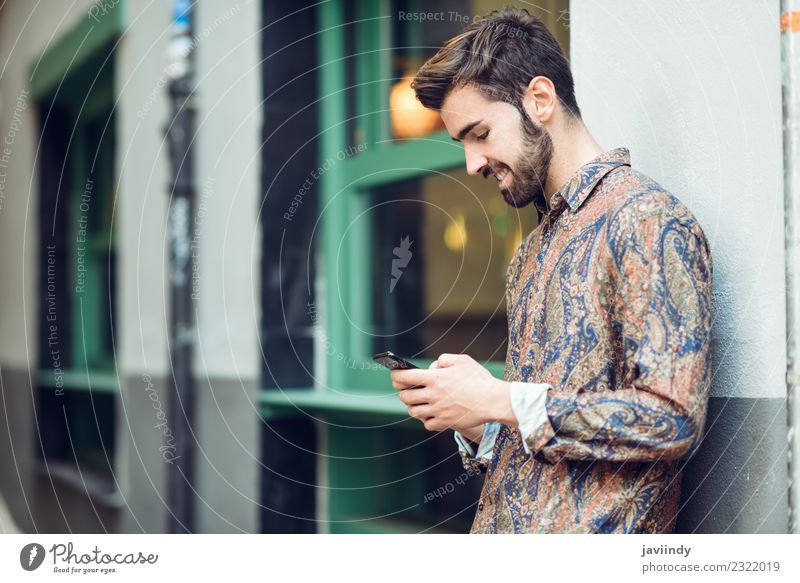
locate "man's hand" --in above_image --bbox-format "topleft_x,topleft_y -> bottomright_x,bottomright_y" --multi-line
391,353 -> 515,432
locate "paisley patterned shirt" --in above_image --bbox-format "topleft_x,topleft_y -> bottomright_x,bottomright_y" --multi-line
460,147 -> 713,533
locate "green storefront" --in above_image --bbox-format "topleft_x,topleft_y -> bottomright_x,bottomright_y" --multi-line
259,0 -> 566,533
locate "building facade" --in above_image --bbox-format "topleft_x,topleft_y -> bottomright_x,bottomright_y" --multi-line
0,0 -> 791,533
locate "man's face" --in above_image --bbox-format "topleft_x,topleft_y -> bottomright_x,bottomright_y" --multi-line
440,85 -> 553,210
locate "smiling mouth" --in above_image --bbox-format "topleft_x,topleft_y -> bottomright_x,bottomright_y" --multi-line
484,164 -> 511,189
494,168 -> 510,187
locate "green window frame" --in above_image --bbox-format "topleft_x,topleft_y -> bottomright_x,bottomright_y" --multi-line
258,0 -> 569,533
33,0 -> 124,395
326,0 -> 513,392
260,0 -> 506,534
32,0 -> 124,489
260,0 -> 505,418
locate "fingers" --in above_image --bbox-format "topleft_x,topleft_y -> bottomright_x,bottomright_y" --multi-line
392,379 -> 426,390
390,368 -> 428,390
435,353 -> 465,368
423,418 -> 442,432
407,404 -> 433,420
398,388 -> 430,406
428,360 -> 440,369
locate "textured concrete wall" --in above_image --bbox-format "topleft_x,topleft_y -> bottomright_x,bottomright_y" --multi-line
571,0 -> 788,532
114,0 -> 172,534
191,0 -> 262,533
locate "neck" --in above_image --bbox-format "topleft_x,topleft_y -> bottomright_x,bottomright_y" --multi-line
544,119 -> 604,203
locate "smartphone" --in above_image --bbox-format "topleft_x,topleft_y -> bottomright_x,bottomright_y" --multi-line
372,351 -> 419,370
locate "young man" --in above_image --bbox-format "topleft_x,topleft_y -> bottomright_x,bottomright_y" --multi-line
391,7 -> 713,533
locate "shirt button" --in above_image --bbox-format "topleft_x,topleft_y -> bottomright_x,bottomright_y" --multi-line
478,501 -> 484,512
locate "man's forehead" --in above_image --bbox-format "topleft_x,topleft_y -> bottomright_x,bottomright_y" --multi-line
440,85 -> 507,138
440,86 -> 505,141
441,85 -> 494,116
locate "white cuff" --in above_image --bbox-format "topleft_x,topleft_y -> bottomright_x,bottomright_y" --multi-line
509,381 -> 551,454
454,422 -> 501,460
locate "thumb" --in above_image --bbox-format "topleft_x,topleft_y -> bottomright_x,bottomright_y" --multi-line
436,353 -> 461,368
428,360 -> 440,369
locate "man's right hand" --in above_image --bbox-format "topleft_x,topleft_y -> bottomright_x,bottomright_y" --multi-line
426,359 -> 484,444
393,357 -> 485,443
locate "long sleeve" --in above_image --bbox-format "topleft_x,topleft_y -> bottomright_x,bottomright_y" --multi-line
518,205 -> 713,465
454,381 -> 549,468
454,422 -> 501,473
509,381 -> 550,455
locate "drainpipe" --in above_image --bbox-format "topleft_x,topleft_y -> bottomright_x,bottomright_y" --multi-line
165,0 -> 197,533
782,1 -> 800,534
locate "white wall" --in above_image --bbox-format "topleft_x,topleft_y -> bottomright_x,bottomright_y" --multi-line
116,0 -> 171,375
571,0 -> 785,400
117,0 -> 263,383
570,0 -> 788,532
193,0 -> 262,381
192,0 -> 262,533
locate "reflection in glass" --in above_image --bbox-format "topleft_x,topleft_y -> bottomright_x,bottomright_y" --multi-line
371,167 -> 538,362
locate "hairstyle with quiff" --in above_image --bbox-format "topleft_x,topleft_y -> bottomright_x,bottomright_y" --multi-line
411,6 -> 581,119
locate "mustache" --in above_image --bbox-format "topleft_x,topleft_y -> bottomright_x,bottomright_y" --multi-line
482,162 -> 508,179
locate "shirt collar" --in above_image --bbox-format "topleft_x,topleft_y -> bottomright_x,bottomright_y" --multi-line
541,147 -> 631,215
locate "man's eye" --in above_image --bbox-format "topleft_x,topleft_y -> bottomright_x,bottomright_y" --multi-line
477,131 -> 489,141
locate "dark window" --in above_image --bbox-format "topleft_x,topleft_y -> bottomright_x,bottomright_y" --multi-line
259,0 -> 321,533
35,43 -> 118,483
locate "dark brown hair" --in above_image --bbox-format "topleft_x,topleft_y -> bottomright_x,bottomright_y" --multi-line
411,6 -> 581,119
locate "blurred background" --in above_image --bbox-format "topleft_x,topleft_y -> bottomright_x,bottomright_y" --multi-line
0,0 -> 793,533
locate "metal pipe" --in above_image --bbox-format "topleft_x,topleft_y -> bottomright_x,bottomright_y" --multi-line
781,0 -> 800,534
165,0 -> 197,533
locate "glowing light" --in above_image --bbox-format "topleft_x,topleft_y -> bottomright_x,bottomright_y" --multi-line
444,212 -> 468,251
390,75 -> 443,139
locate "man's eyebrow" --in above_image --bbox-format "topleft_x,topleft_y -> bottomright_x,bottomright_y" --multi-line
451,119 -> 483,142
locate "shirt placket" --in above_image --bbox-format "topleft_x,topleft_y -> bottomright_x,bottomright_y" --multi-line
531,207 -> 566,363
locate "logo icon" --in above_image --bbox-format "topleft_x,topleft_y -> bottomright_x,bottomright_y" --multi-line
390,235 -> 413,293
20,543 -> 46,571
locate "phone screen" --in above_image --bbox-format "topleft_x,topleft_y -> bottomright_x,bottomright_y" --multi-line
372,351 -> 418,370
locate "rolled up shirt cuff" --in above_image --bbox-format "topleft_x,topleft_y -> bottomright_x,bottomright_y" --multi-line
454,421 -> 501,461
509,381 -> 551,455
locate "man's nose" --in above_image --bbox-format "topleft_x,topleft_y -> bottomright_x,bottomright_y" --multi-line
464,146 -> 489,176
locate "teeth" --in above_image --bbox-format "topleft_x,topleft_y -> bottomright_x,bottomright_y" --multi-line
495,169 -> 508,182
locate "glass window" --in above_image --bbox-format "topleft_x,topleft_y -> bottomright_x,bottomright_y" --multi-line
76,111 -> 117,370
362,167 -> 537,362
313,0 -> 571,534
35,50 -> 118,483
36,388 -> 116,482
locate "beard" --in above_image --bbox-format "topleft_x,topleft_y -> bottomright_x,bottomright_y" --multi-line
497,108 -> 553,210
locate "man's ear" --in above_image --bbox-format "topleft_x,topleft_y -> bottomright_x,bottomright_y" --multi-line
523,76 -> 557,124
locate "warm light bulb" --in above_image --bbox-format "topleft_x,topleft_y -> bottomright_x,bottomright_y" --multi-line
390,75 -> 443,139
444,212 -> 468,251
